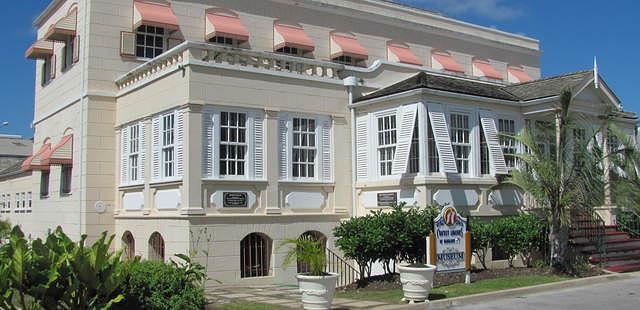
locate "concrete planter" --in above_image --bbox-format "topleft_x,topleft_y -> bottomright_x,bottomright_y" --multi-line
398,264 -> 436,303
296,273 -> 339,310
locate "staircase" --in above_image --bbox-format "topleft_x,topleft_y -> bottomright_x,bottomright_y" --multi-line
570,209 -> 640,273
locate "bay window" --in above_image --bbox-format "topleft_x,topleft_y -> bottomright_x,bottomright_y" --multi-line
377,115 -> 397,176
450,114 -> 471,174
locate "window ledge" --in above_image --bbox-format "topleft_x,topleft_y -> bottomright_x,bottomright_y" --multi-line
202,178 -> 268,184
119,183 -> 145,190
149,178 -> 183,187
278,180 -> 335,187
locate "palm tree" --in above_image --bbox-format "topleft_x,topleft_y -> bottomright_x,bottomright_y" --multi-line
503,89 -> 604,270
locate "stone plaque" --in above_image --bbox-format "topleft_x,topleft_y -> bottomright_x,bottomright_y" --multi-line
377,192 -> 398,207
223,192 -> 248,208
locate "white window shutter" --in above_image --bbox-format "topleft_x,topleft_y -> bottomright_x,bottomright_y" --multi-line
355,114 -> 369,180
427,103 -> 458,173
202,112 -> 214,178
139,122 -> 146,181
320,118 -> 332,181
479,111 -> 508,175
120,127 -> 129,185
151,116 -> 161,181
175,110 -> 185,178
391,103 -> 418,175
278,117 -> 289,180
253,112 -> 265,179
120,32 -> 136,57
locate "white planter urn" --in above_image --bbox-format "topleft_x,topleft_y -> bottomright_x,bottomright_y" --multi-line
397,264 -> 437,303
296,273 -> 339,310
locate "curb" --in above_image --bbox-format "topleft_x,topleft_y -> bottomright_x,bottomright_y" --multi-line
427,271 -> 640,310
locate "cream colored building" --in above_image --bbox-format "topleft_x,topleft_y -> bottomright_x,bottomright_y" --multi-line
0,0 -> 635,285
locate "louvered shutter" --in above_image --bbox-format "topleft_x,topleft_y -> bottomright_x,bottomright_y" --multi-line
151,116 -> 161,180
50,54 -> 56,79
253,112 -> 265,179
202,112 -> 214,178
426,103 -> 457,173
175,110 -> 185,178
139,122 -> 146,181
72,35 -> 80,63
391,103 -> 418,175
320,117 -> 332,181
278,117 -> 289,180
120,127 -> 129,184
355,114 -> 370,180
479,111 -> 508,175
120,32 -> 136,57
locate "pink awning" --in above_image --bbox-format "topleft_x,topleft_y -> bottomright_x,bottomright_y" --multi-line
473,59 -> 503,80
387,42 -> 421,66
41,135 -> 73,165
507,66 -> 533,83
274,23 -> 315,51
205,10 -> 249,42
330,32 -> 368,59
133,1 -> 179,31
432,51 -> 464,73
25,40 -> 54,59
21,143 -> 51,172
44,8 -> 77,42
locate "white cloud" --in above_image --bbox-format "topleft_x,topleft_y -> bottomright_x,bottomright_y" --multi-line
402,0 -> 523,20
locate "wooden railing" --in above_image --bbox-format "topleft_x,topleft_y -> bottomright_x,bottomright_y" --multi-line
116,41 -> 344,92
325,247 -> 360,288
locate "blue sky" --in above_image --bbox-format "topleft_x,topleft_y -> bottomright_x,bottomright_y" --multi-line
1,0 -> 638,138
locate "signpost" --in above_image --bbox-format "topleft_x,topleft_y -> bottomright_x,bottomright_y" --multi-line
427,206 -> 471,284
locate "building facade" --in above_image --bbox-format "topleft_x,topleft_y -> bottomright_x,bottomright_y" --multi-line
0,0 -> 635,285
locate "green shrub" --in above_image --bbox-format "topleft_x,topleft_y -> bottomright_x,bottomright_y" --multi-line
469,219 -> 491,270
115,256 -> 206,310
486,214 -> 545,267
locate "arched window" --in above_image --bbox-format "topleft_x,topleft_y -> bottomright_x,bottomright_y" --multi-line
297,231 -> 327,273
148,232 -> 165,262
122,231 -> 135,260
240,233 -> 272,278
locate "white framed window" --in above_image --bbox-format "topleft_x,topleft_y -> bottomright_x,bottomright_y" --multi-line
498,119 -> 517,168
162,113 -> 175,178
6,194 -> 10,210
62,36 -> 75,71
408,119 -> 420,174
292,118 -> 317,178
332,55 -> 366,66
276,46 -> 300,56
27,192 -> 32,210
427,114 -> 440,173
209,36 -> 235,46
219,111 -> 247,176
135,25 -> 165,59
0,194 -> 5,212
450,113 -> 471,174
42,56 -> 52,86
129,124 -> 140,181
479,122 -> 490,175
377,115 -> 397,176
15,193 -> 20,212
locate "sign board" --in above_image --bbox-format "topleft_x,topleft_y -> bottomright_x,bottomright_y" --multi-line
377,192 -> 398,207
433,206 -> 467,273
223,192 -> 248,208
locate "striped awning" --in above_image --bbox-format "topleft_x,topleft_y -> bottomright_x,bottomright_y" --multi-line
25,40 -> 54,59
473,59 -> 503,80
133,1 -> 179,31
44,8 -> 77,42
41,135 -> 73,165
274,23 -> 315,51
387,42 -> 421,66
330,32 -> 368,59
21,143 -> 51,171
507,66 -> 533,83
431,51 -> 465,73
206,9 -> 249,42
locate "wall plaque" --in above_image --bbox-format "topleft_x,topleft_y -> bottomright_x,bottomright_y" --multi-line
377,192 -> 398,207
223,192 -> 248,208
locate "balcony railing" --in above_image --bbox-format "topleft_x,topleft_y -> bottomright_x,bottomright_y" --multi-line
116,41 -> 344,92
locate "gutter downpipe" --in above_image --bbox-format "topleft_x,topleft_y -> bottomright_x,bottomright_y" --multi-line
344,76 -> 358,218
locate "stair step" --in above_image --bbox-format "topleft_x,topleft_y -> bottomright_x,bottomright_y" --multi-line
570,231 -> 626,238
604,263 -> 640,273
590,253 -> 640,264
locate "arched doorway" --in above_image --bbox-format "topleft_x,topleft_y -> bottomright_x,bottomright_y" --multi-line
148,232 -> 165,262
297,231 -> 327,274
240,233 -> 272,278
122,231 -> 135,260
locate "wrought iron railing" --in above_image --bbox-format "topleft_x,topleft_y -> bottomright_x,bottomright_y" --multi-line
570,208 -> 606,262
325,247 -> 360,288
616,208 -> 640,238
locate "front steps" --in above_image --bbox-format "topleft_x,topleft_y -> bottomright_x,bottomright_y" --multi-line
571,222 -> 640,273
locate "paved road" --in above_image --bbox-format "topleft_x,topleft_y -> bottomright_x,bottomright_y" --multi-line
455,276 -> 640,310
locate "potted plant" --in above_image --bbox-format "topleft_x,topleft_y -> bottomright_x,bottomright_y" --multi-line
279,236 -> 338,310
397,263 -> 436,303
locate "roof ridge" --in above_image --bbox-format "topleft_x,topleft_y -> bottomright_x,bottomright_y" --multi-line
506,69 -> 592,87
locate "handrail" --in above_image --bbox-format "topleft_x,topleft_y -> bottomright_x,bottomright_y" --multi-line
571,208 -> 606,262
617,207 -> 640,238
325,247 -> 360,288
